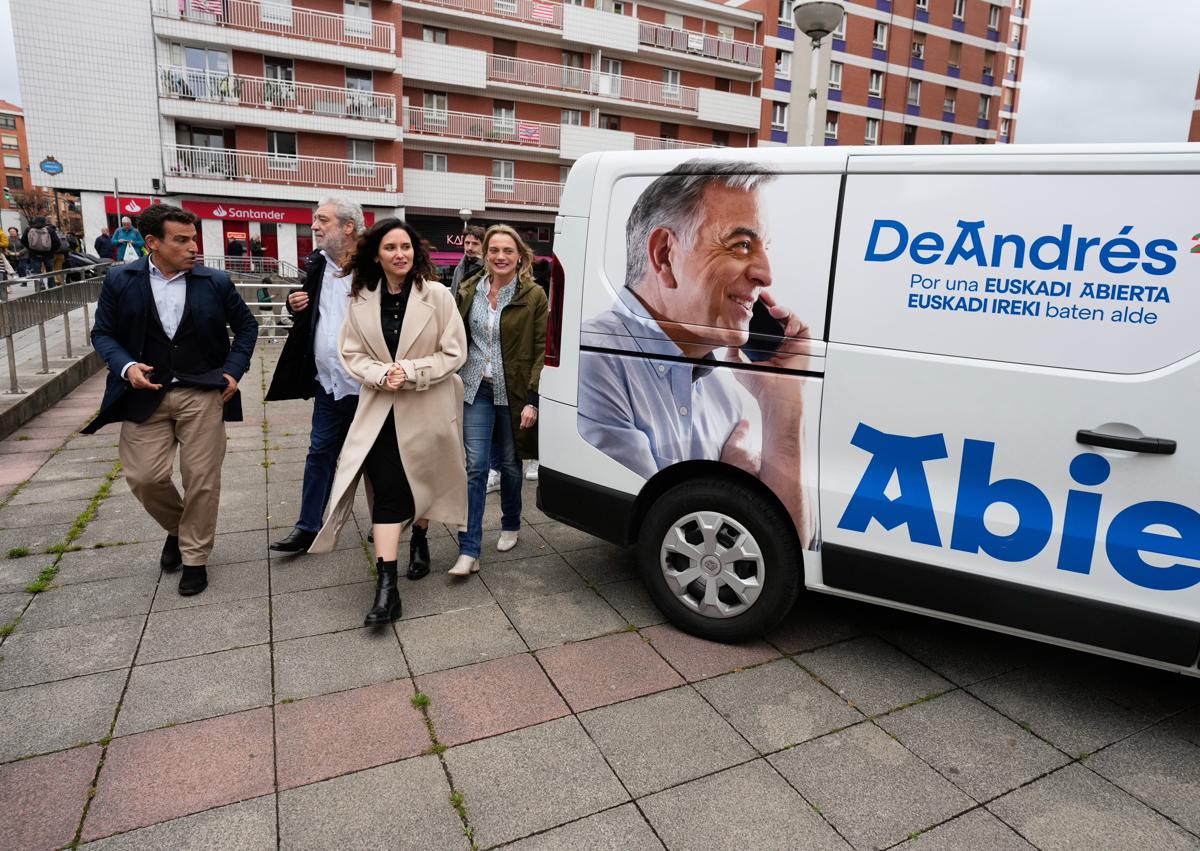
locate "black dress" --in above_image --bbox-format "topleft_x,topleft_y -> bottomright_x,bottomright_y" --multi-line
362,283 -> 415,524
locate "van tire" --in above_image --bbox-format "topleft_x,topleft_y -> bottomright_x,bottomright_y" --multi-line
636,478 -> 801,642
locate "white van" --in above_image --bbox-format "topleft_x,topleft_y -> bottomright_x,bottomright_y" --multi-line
537,143 -> 1200,677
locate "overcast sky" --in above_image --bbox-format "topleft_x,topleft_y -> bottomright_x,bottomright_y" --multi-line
0,0 -> 1196,142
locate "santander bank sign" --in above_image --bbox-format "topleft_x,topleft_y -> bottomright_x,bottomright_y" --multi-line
181,200 -> 376,226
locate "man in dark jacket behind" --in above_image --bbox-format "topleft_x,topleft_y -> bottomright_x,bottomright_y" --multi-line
22,216 -> 61,282
450,225 -> 484,297
94,228 -> 113,260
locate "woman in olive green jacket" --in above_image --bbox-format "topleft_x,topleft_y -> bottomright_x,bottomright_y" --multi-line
450,225 -> 548,575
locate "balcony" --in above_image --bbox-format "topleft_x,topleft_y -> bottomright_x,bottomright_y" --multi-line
152,0 -> 395,52
158,67 -> 397,124
164,144 -> 396,193
406,0 -> 562,29
637,22 -> 763,70
634,135 -> 717,151
486,178 -> 563,210
487,55 -> 699,112
404,108 -> 559,150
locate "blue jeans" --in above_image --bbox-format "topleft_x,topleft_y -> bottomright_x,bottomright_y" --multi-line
459,380 -> 522,558
297,387 -> 360,532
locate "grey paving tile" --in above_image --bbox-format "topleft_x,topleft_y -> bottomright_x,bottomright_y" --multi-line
534,520 -> 603,553
0,523 -> 73,557
580,686 -> 757,797
766,595 -> 867,654
877,690 -> 1070,802
395,603 -> 526,676
77,498 -> 168,544
278,756 -> 467,851
594,579 -> 666,628
20,574 -> 157,632
80,794 -> 277,851
445,716 -> 628,849
1087,726 -> 1200,834
1161,707 -> 1200,748
0,615 -> 142,690
499,805 -> 663,851
695,658 -> 862,753
209,530 -> 271,567
478,553 -> 586,603
272,581 -> 376,641
0,670 -> 125,762
53,542 -> 163,586
269,546 -> 373,595
0,554 -> 48,593
274,627 -> 407,702
797,636 -> 953,716
214,499 -> 268,534
894,808 -> 1035,851
7,479 -> 101,506
137,597 -> 271,664
29,459 -> 116,483
989,763 -> 1200,851
0,590 -> 28,624
640,760 -> 850,851
881,619 -> 1034,687
770,722 -> 974,851
561,544 -> 637,586
500,588 -> 627,650
116,645 -> 273,736
399,571 -> 497,621
0,498 -> 92,528
151,561 -> 269,612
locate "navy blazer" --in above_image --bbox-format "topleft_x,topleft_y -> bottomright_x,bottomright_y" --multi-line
83,257 -> 258,434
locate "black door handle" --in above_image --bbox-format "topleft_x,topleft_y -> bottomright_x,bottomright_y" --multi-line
1076,430 -> 1176,455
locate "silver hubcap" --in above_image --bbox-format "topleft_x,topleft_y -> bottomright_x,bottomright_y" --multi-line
659,511 -> 764,619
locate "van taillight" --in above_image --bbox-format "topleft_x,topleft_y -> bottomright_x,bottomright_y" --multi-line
545,252 -> 565,367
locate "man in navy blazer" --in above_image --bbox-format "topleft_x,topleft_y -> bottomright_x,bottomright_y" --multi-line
85,204 -> 257,596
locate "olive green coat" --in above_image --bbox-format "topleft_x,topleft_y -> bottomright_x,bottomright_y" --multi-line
456,270 -> 548,460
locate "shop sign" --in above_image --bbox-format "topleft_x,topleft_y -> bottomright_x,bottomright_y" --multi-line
183,200 -> 377,226
105,196 -> 158,215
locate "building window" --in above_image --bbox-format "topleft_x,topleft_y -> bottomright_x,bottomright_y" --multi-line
346,68 -> 372,91
775,50 -> 791,79
1003,88 -> 1014,108
660,122 -> 679,140
562,51 -> 586,89
777,0 -> 789,22
771,102 -> 788,131
832,15 -> 845,39
712,130 -> 729,146
903,124 -> 917,145
0,116 -> 15,130
988,4 -> 1001,30
828,61 -> 842,90
423,152 -> 447,171
261,0 -> 293,25
266,130 -> 298,169
953,0 -> 965,19
868,71 -> 883,97
948,41 -> 961,69
1014,0 -> 1023,11
559,166 -> 571,183
599,57 -> 622,96
347,138 -> 375,176
598,113 -> 621,131
493,38 -> 517,57
492,159 -> 515,189
978,94 -> 991,121
715,77 -> 732,93
560,109 -> 582,125
422,26 -> 447,44
663,68 -> 681,100
873,22 -> 887,49
263,56 -> 294,83
665,12 -> 683,28
423,91 -> 448,115
911,32 -> 925,59
825,112 -> 838,140
915,0 -> 927,8
717,24 -> 734,40
864,118 -> 879,145
1001,118 -> 1010,136
343,0 -> 372,37
1011,23 -> 1021,44
983,51 -> 996,77
907,79 -> 920,106
941,130 -> 952,144
944,88 -> 957,114
5,175 -> 23,191
1,135 -> 17,150
1007,55 -> 1018,75
493,100 -> 516,133
611,0 -> 625,13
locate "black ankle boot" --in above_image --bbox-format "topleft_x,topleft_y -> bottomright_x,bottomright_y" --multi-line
407,527 -> 431,581
364,559 -> 401,626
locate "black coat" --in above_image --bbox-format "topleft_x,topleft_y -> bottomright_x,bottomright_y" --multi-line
83,257 -> 258,434
264,251 -> 330,401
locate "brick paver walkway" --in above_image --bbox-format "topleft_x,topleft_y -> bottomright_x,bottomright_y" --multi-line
0,351 -> 1197,850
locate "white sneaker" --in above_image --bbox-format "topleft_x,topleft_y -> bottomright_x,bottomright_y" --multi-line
497,531 -> 519,552
448,554 -> 479,576
525,460 -> 540,481
486,469 -> 500,493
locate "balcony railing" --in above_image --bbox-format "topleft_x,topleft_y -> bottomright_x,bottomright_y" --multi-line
164,145 -> 397,192
485,178 -> 563,208
404,108 -> 560,149
487,56 -> 699,111
158,67 -> 397,123
406,0 -> 562,28
634,135 -> 717,151
152,0 -> 395,52
638,22 -> 762,69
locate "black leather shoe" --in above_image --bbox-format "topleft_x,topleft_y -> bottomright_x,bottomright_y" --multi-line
364,559 -> 401,625
270,527 -> 316,553
407,530 -> 431,581
178,565 -> 208,596
160,534 -> 182,572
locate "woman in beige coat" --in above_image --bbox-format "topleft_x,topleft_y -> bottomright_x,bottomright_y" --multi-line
309,219 -> 468,625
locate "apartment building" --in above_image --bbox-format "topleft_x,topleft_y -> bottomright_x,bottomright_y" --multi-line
12,0 -> 768,269
762,0 -> 1028,147
0,101 -> 33,231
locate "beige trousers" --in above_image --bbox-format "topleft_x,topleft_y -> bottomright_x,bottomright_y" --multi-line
119,387 -> 227,566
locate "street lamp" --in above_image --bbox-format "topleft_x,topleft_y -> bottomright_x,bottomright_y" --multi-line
458,208 -> 473,234
792,0 -> 845,147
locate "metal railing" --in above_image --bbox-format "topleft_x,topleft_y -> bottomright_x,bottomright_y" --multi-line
405,0 -> 562,28
158,67 -> 396,123
164,144 -> 397,192
152,0 -> 395,52
637,22 -> 763,69
202,255 -> 303,279
487,55 -> 699,111
404,107 -> 560,149
634,134 -> 718,151
485,178 -> 563,208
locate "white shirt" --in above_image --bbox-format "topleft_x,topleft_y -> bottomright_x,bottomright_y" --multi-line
120,257 -> 188,379
312,251 -> 359,400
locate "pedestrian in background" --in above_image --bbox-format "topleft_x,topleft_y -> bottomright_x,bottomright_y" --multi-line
451,224 -> 547,576
112,216 -> 145,263
250,236 -> 265,272
226,236 -> 246,272
5,227 -> 25,278
308,219 -> 467,624
21,215 -> 60,285
94,227 -> 113,261
450,225 -> 485,297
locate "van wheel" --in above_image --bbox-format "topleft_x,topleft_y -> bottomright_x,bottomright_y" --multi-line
637,478 -> 801,642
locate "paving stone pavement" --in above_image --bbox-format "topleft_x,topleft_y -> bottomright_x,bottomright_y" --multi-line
0,350 -> 1197,850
